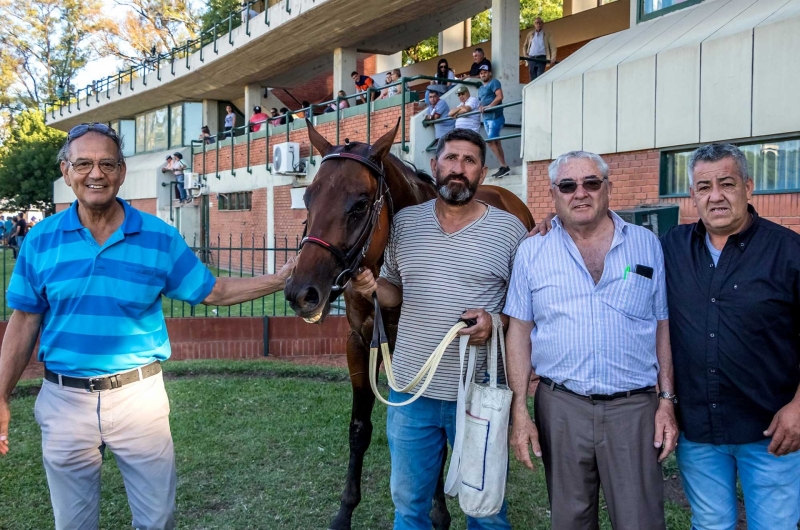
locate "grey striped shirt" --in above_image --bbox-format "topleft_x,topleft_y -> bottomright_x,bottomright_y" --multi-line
504,211 -> 669,395
381,199 -> 528,401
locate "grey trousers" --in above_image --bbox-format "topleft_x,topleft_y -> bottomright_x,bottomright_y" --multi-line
534,382 -> 665,530
35,371 -> 176,530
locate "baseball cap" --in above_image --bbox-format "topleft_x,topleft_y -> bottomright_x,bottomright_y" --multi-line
165,155 -> 172,160
479,64 -> 491,72
456,85 -> 469,94
254,105 -> 261,113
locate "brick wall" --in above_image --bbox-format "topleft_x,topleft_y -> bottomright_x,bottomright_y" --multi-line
271,56 -> 376,110
527,149 -> 800,232
193,102 -> 423,176
12,316 -> 350,380
209,188 -> 270,273
273,184 -> 305,269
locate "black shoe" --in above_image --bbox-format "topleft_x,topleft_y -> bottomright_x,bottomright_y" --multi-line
492,166 -> 511,178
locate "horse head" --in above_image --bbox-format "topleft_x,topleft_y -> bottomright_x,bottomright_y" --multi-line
284,119 -> 400,323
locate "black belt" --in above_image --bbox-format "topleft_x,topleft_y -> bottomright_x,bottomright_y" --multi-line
540,377 -> 655,401
45,361 -> 162,392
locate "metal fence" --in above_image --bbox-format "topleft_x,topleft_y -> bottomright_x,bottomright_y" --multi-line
0,236 -> 342,321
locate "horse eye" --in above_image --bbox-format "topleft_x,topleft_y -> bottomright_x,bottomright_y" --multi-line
349,201 -> 369,216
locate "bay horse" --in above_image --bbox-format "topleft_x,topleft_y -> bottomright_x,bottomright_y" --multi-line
284,119 -> 534,530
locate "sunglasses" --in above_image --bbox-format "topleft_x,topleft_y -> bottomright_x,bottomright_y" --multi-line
67,123 -> 119,141
554,176 -> 607,194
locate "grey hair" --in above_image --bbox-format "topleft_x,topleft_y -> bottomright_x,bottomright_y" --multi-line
687,143 -> 750,186
57,131 -> 126,165
548,150 -> 609,184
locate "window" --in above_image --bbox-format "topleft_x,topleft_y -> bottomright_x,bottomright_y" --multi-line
183,102 -> 202,146
639,0 -> 701,21
217,192 -> 252,211
170,105 -> 183,147
661,138 -> 800,196
118,120 -> 136,157
135,115 -> 146,153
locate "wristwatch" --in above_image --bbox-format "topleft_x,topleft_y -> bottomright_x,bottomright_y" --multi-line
658,391 -> 678,404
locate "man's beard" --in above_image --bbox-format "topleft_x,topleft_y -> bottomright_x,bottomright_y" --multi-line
436,172 -> 478,206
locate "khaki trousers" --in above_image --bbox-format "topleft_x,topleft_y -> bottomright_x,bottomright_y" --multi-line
34,371 -> 176,530
534,382 -> 665,530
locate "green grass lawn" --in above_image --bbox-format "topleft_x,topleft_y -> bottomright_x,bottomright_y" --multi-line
1,360 -> 692,529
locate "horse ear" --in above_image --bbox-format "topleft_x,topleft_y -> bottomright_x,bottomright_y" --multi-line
369,117 -> 400,163
306,119 -> 332,156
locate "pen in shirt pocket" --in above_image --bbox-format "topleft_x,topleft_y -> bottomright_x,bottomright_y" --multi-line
623,265 -> 630,280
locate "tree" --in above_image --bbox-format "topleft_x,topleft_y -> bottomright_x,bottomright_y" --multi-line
0,0 -> 108,111
94,0 -> 199,65
0,110 -> 66,215
402,35 -> 439,66
471,0 -> 563,46
200,0 -> 244,34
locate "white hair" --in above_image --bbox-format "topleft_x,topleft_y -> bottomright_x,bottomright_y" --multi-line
687,143 -> 750,187
548,151 -> 609,184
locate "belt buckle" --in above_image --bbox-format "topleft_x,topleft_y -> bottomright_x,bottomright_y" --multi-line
86,378 -> 98,393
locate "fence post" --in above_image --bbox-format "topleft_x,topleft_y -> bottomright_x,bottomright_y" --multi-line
263,315 -> 270,356
366,87 -> 373,144
231,130 -> 236,177
246,127 -> 252,173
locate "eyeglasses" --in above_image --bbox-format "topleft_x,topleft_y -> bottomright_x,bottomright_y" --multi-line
67,159 -> 122,175
67,123 -> 119,141
554,176 -> 608,194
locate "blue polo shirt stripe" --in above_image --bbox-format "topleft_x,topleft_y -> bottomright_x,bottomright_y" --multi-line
7,199 -> 216,377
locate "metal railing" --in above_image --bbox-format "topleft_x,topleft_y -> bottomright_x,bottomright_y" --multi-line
43,0 -> 275,120
422,99 -> 522,152
189,75 -> 481,176
0,236 -> 331,320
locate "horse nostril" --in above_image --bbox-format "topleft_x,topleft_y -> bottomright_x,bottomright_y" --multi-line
302,286 -> 320,308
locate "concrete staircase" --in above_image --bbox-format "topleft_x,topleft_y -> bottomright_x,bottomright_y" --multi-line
483,164 -> 526,203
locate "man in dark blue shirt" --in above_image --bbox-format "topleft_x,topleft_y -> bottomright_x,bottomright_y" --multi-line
661,143 -> 800,530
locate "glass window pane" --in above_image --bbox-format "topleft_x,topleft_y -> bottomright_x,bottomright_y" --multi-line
183,102 -> 203,146
119,120 -> 136,158
152,107 -> 169,151
170,105 -> 183,147
135,115 -> 146,154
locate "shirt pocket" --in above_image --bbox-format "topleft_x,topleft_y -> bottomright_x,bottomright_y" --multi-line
604,273 -> 653,320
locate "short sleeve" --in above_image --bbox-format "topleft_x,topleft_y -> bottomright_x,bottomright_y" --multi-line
503,241 -> 534,322
163,232 -> 216,305
379,221 -> 402,288
7,238 -> 48,314
652,240 -> 669,321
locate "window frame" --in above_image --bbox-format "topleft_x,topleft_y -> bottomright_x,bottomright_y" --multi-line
659,135 -> 800,198
638,0 -> 702,23
217,192 -> 253,211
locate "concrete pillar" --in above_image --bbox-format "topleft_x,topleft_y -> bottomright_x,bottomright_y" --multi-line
202,100 -> 219,134
438,20 -> 471,55
245,84 -> 262,115
563,0 -> 574,16
375,52 -> 402,73
491,0 -> 521,90
333,47 -> 358,97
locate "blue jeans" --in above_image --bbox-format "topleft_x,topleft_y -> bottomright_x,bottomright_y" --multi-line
387,389 -> 511,530
175,178 -> 187,201
483,116 -> 505,140
677,433 -> 800,530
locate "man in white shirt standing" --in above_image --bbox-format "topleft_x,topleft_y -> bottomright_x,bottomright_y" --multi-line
448,85 -> 481,133
522,17 -> 556,81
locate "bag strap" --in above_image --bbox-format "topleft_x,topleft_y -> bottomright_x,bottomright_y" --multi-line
444,334 -> 476,496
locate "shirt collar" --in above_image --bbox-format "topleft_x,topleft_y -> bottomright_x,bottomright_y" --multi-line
59,198 -> 142,235
693,204 -> 759,251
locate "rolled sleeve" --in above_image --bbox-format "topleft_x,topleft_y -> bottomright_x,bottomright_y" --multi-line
503,241 -> 534,322
163,235 -> 216,305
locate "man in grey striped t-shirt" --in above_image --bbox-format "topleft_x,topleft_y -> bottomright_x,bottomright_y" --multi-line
351,128 -> 526,529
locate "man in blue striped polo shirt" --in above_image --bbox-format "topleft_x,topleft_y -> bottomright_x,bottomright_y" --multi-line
0,124 -> 294,530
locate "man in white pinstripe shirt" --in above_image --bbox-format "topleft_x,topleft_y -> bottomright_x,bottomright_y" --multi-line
503,151 -> 678,530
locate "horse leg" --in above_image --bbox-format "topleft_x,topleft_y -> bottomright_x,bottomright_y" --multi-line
431,443 -> 452,530
329,333 -> 376,530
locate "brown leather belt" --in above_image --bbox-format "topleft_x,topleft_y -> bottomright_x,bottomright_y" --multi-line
44,361 -> 162,392
540,377 -> 655,402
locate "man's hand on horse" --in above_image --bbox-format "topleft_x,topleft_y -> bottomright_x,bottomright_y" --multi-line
458,308 -> 492,345
529,212 -> 556,237
351,268 -> 377,299
277,255 -> 298,281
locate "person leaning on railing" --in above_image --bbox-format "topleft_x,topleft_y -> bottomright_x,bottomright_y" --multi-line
199,125 -> 215,144
0,123 -> 297,530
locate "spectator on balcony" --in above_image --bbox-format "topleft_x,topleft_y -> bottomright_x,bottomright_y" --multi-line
278,107 -> 294,125
269,108 -> 281,126
223,105 -> 236,139
478,65 -> 509,178
241,1 -> 258,22
249,106 -> 268,132
294,101 -> 312,120
522,17 -> 556,82
325,90 -> 350,113
378,72 -> 393,100
463,48 -> 492,79
199,125 -> 215,144
427,59 -> 455,103
173,153 -> 189,203
424,91 -> 454,140
448,85 -> 480,133
387,69 -> 404,98
352,71 -> 376,104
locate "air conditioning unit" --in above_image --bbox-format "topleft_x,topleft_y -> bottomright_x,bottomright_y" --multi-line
184,172 -> 203,190
272,142 -> 301,175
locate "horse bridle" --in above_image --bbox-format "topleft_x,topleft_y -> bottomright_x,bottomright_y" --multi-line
299,149 -> 392,299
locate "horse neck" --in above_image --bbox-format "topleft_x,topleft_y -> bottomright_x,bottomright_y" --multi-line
384,155 -> 435,212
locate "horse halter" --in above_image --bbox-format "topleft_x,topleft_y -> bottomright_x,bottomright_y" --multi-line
300,147 -> 391,295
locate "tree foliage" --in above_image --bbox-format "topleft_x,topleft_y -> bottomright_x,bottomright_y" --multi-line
471,0 -> 563,45
0,110 -> 66,215
402,35 -> 439,66
200,0 -> 244,34
94,0 -> 199,65
0,0 -> 107,111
